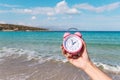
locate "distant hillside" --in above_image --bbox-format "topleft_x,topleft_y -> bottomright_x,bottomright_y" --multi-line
0,24 -> 48,31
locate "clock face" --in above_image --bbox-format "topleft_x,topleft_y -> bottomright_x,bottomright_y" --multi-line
63,35 -> 82,53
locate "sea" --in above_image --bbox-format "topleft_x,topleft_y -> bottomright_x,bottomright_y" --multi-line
0,31 -> 120,80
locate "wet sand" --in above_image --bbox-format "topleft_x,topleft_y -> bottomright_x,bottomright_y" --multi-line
0,55 -> 120,80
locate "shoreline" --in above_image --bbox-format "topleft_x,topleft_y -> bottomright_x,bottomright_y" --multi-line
0,52 -> 120,80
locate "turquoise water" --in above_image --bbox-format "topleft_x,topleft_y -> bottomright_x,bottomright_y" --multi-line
0,31 -> 120,72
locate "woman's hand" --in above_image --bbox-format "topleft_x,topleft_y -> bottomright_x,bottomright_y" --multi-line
61,39 -> 90,70
61,39 -> 112,80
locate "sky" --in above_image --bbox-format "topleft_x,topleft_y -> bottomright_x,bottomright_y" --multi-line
0,0 -> 120,31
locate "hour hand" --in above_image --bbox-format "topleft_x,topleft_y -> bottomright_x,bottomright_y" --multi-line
73,41 -> 76,45
71,39 -> 76,45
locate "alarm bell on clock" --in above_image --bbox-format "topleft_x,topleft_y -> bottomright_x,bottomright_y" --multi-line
63,32 -> 83,56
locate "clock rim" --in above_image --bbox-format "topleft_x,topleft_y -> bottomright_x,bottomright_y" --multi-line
63,34 -> 83,55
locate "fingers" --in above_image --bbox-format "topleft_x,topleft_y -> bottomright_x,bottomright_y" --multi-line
81,38 -> 87,49
61,45 -> 79,59
80,39 -> 87,54
61,45 -> 65,54
61,45 -> 72,58
80,39 -> 90,60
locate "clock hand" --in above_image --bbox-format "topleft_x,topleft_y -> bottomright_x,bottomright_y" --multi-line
71,39 -> 77,45
71,39 -> 74,45
73,41 -> 76,45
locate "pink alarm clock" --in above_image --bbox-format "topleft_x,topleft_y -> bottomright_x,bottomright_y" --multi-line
63,32 -> 83,56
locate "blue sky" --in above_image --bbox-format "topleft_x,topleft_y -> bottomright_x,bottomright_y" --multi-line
0,0 -> 120,31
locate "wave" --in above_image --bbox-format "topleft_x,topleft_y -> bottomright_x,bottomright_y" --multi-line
0,47 -> 67,63
0,47 -> 120,73
94,62 -> 120,73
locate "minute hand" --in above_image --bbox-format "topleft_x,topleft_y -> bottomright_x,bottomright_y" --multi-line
72,40 -> 77,45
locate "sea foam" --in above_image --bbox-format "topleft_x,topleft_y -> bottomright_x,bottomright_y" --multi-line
0,47 -> 120,73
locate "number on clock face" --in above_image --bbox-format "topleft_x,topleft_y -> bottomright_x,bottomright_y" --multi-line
64,35 -> 82,53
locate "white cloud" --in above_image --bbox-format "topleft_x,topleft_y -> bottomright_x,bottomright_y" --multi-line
61,15 -> 73,19
0,10 -> 11,13
24,9 -> 32,13
47,12 -> 55,16
66,8 -> 79,14
11,8 -> 32,14
0,3 -> 20,8
74,2 -> 120,13
106,2 -> 120,10
32,7 -> 55,16
1,1 -> 120,16
22,0 -> 79,15
31,16 -> 36,20
55,0 -> 68,14
11,7 -> 55,16
55,0 -> 79,14
0,1 -> 79,16
47,17 -> 57,20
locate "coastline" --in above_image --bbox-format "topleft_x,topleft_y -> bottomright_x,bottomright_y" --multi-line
0,23 -> 48,31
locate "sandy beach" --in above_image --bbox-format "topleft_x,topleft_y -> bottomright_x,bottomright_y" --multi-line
0,54 -> 120,80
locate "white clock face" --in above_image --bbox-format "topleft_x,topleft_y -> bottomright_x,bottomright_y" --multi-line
64,35 -> 82,53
